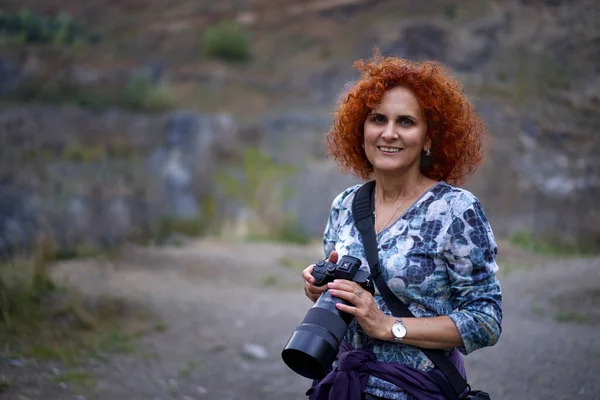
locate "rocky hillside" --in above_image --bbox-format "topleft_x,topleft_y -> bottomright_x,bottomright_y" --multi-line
0,0 -> 598,254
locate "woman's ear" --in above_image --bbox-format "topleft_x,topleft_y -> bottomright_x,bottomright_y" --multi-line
424,137 -> 432,153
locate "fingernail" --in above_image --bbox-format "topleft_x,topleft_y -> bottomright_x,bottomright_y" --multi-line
329,289 -> 336,294
327,282 -> 334,288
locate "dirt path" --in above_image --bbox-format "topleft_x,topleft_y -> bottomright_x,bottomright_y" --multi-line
1,238 -> 599,400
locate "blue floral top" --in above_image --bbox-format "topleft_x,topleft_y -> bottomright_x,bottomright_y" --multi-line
323,181 -> 503,400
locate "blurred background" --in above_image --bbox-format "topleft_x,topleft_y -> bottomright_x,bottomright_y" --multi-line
0,0 -> 598,399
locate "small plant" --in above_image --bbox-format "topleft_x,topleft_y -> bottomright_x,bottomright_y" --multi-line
278,257 -> 310,271
217,148 -> 302,242
62,142 -> 105,162
202,20 -> 252,62
3,74 -> 174,112
0,238 -> 152,365
273,215 -> 311,245
179,360 -> 200,376
444,4 -> 457,20
0,8 -> 99,46
508,229 -> 591,256
554,312 -> 590,324
121,70 -> 155,110
53,370 -> 96,391
0,236 -> 56,333
154,216 -> 207,244
153,321 -> 169,332
0,375 -> 10,390
260,274 -> 278,286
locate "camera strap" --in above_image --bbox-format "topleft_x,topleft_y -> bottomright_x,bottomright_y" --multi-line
352,181 -> 468,400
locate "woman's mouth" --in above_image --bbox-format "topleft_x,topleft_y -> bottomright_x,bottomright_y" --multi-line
378,146 -> 402,153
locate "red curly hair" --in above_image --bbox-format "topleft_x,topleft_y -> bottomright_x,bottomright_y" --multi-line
325,54 -> 485,185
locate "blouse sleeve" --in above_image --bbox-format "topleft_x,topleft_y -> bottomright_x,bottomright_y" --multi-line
323,194 -> 342,258
322,185 -> 360,258
442,198 -> 503,355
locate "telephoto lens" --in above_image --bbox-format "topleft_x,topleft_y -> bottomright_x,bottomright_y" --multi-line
281,255 -> 373,379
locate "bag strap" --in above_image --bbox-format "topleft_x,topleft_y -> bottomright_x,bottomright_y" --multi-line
352,181 -> 468,400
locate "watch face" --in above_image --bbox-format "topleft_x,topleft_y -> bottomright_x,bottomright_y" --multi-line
392,322 -> 406,339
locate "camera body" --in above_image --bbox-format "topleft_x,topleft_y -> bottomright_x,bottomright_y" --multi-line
312,255 -> 375,293
282,255 -> 374,380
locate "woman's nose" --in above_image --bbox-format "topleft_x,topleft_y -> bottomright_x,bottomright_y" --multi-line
381,122 -> 396,139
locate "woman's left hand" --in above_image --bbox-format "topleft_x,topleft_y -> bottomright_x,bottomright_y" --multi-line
327,279 -> 392,340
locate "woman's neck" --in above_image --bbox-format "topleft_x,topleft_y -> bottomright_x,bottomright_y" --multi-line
373,169 -> 424,204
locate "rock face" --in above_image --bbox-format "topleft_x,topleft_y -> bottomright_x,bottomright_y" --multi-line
0,107 -> 240,256
0,0 -> 598,253
0,106 -> 358,255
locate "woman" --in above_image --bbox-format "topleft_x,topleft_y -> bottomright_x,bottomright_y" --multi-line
301,54 -> 502,400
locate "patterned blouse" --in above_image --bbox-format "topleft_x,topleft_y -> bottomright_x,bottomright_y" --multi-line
322,181 -> 503,400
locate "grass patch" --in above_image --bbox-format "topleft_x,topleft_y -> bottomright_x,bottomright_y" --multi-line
53,370 -> 96,391
273,217 -> 312,245
139,351 -> 158,360
531,304 -> 545,317
278,257 -> 309,271
0,8 -> 99,46
179,360 -> 200,376
3,73 -> 174,112
498,262 -> 533,277
508,230 -> 593,257
152,216 -> 207,245
203,20 -> 252,62
216,148 -> 309,244
0,241 -> 154,366
153,321 -> 169,332
260,274 -> 278,286
54,245 -> 120,261
554,312 -> 590,324
0,376 -> 10,390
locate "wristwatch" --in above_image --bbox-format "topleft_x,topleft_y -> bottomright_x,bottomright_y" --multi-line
391,318 -> 407,342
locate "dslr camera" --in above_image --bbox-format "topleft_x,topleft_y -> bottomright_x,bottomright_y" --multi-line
281,255 -> 374,379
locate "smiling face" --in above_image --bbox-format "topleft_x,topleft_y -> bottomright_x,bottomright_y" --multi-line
363,86 -> 430,177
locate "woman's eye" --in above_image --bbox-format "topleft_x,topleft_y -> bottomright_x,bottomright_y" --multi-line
372,115 -> 386,124
398,118 -> 413,126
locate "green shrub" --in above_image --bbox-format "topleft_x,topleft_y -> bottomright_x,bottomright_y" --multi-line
202,20 -> 251,62
0,237 -> 56,333
216,148 -> 308,243
121,70 -> 154,109
3,74 -> 173,112
0,8 -> 99,46
508,229 -> 594,256
273,216 -> 311,245
62,142 -> 105,162
153,216 -> 207,245
444,4 -> 457,20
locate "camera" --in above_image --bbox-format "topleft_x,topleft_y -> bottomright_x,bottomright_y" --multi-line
281,255 -> 374,379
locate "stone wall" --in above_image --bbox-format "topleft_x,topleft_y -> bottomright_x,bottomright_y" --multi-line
1,97 -> 598,256
0,105 -> 360,257
0,105 -> 235,256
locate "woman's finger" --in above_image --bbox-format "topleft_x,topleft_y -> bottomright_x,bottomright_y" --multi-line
305,281 -> 328,294
327,279 -> 361,294
328,287 -> 362,306
327,251 -> 339,264
335,302 -> 357,315
301,265 -> 315,284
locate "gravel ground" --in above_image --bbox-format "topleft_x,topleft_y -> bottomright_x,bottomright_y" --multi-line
1,238 -> 599,400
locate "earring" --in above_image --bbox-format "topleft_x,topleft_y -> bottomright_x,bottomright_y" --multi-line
361,144 -> 365,149
420,149 -> 433,172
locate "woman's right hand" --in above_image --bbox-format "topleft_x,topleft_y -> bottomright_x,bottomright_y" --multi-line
302,251 -> 338,303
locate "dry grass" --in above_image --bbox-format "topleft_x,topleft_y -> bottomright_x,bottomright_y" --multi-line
0,238 -> 156,365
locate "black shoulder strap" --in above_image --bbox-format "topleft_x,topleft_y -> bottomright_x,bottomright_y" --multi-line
352,181 -> 468,400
